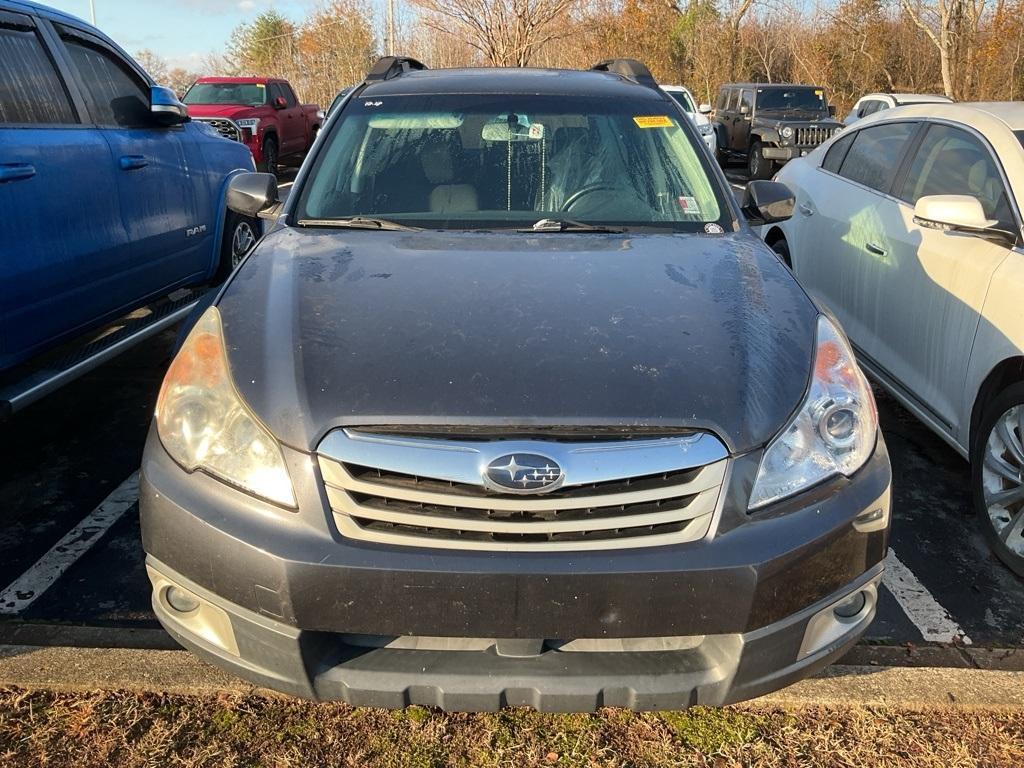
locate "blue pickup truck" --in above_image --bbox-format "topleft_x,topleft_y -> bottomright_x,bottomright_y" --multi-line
0,0 -> 260,414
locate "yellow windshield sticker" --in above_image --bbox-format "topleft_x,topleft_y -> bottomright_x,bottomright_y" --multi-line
633,115 -> 673,128
815,89 -> 823,97
256,84 -> 266,89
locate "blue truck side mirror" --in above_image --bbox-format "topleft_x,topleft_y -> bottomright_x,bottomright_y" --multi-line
150,86 -> 190,126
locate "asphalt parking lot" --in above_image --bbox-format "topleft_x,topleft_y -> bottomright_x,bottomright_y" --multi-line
1,168 -> 1021,658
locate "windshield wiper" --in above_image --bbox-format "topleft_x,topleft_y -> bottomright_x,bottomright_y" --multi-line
297,217 -> 421,231
522,218 -> 625,234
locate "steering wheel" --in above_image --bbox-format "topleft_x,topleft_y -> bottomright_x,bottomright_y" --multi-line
560,184 -> 618,213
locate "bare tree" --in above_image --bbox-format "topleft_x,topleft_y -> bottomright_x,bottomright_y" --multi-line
134,49 -> 169,84
898,0 -> 963,97
410,0 -> 579,66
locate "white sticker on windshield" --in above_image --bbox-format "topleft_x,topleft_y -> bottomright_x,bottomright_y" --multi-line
704,223 -> 725,234
529,123 -> 545,139
677,196 -> 700,214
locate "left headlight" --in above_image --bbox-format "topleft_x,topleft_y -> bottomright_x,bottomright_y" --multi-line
780,126 -> 794,139
748,315 -> 877,509
697,122 -> 714,136
155,306 -> 297,508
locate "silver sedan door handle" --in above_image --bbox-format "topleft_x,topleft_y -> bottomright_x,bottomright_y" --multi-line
865,242 -> 886,256
798,203 -> 814,217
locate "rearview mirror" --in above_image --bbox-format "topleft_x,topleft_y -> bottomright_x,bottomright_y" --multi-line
150,85 -> 189,126
698,103 -> 712,114
741,180 -> 795,226
226,172 -> 280,219
913,195 -> 997,233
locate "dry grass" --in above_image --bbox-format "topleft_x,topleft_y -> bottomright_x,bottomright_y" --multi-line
0,687 -> 1021,767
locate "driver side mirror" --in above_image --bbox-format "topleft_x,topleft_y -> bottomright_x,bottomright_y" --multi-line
227,173 -> 280,219
273,96 -> 287,109
741,180 -> 795,226
698,103 -> 712,115
913,195 -> 997,234
150,85 -> 189,126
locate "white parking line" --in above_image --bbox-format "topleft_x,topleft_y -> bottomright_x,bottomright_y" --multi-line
883,548 -> 972,645
0,471 -> 139,616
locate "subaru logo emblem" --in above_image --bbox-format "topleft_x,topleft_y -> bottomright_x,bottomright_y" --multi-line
483,453 -> 564,494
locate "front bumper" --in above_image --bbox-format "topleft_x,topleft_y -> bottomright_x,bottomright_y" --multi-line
141,429 -> 891,710
761,145 -> 814,162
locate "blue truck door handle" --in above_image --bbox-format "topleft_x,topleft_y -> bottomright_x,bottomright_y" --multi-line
119,155 -> 148,170
0,163 -> 36,183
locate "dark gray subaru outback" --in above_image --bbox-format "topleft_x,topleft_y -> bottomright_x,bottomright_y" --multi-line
141,57 -> 891,711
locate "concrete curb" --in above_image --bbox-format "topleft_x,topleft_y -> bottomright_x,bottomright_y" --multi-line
1,644 -> 1022,710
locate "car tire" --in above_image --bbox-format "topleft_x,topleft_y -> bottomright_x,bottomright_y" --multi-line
259,136 -> 279,177
748,141 -> 773,180
215,212 -> 259,282
972,382 -> 1024,578
770,237 -> 792,269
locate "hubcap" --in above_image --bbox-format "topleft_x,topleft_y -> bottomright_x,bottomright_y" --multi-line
231,221 -> 256,266
982,404 -> 1024,557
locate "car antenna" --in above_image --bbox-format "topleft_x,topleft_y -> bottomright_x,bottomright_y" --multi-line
365,56 -> 429,83
590,59 -> 658,89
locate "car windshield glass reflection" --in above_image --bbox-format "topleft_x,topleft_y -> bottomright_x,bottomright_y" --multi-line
184,83 -> 267,107
757,88 -> 827,112
296,94 -> 729,232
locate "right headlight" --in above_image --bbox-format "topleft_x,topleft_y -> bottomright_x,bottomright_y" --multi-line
748,315 -> 877,509
155,306 -> 296,508
780,126 -> 794,139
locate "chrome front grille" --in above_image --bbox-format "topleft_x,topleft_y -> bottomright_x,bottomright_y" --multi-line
317,430 -> 729,551
795,125 -> 837,147
194,117 -> 241,142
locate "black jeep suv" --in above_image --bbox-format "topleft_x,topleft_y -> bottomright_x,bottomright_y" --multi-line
141,57 -> 891,712
714,83 -> 843,179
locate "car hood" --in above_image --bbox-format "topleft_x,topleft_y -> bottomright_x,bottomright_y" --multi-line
217,228 -> 817,453
186,104 -> 261,119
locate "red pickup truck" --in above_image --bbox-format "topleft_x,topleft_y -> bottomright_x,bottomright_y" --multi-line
183,77 -> 322,176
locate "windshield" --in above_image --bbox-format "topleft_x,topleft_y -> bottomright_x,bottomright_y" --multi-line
756,87 -> 827,112
183,83 -> 267,107
296,94 -> 728,231
667,90 -> 696,113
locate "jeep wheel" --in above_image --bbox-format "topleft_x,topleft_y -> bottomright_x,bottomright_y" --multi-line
259,136 -> 279,178
973,383 -> 1024,577
748,141 -> 774,180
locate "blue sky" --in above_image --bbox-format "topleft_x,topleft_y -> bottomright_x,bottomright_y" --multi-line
44,0 -> 318,70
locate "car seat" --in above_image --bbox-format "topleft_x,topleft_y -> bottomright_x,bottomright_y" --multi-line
422,143 -> 478,213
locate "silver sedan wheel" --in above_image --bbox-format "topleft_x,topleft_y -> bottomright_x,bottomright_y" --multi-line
982,404 -> 1024,558
231,221 -> 256,267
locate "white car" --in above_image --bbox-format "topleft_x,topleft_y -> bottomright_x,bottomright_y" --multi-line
844,92 -> 953,126
762,102 -> 1024,576
662,85 -> 717,154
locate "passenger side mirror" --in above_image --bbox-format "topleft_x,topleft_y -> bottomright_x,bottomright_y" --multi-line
226,173 -> 280,219
273,96 -> 287,109
913,195 -> 997,234
150,85 -> 189,126
698,103 -> 712,115
741,180 -> 795,226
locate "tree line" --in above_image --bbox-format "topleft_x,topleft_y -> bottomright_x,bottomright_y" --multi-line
139,0 -> 1024,113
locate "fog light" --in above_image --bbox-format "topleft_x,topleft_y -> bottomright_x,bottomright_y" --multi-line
166,586 -> 200,614
833,590 -> 867,619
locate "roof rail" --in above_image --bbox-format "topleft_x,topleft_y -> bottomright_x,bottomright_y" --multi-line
591,59 -> 657,88
365,56 -> 428,82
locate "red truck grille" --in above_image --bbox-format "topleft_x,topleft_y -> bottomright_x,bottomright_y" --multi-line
194,118 -> 241,142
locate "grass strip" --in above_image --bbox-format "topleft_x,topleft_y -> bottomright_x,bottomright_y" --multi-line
0,687 -> 1022,767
